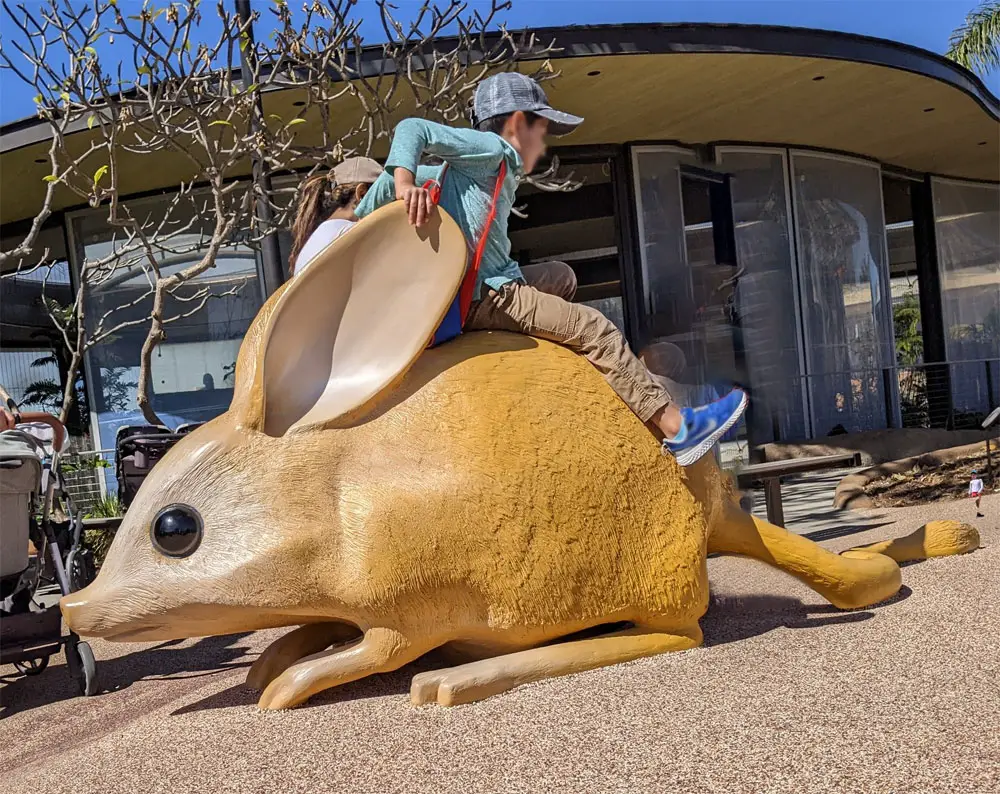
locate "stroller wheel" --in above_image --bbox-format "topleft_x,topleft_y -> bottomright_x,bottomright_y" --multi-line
66,547 -> 96,592
13,656 -> 50,676
66,637 -> 99,696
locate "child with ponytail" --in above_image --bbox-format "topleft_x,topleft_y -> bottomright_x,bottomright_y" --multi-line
288,157 -> 384,276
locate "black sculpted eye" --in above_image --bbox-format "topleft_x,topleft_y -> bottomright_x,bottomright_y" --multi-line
150,504 -> 203,558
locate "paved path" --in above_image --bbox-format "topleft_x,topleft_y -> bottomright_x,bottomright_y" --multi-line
1,497 -> 997,794
746,468 -> 898,541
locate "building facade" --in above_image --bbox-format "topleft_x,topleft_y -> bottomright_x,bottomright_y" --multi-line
2,23 -> 998,475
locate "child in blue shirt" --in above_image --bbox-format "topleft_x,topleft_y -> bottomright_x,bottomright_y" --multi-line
356,73 -> 746,466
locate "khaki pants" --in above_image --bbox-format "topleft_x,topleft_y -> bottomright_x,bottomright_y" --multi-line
466,262 -> 672,422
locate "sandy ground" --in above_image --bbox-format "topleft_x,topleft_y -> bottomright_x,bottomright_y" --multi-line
1,497 -> 997,794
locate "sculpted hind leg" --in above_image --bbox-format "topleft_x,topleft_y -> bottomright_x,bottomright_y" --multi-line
246,622 -> 363,691
258,627 -> 434,710
410,623 -> 702,707
708,508 -> 902,610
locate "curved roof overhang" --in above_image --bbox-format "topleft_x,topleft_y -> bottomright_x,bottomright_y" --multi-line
2,23 -> 998,227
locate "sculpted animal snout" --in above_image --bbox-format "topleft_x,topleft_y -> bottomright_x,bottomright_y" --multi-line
61,574 -> 147,640
61,582 -> 169,642
60,586 -> 102,636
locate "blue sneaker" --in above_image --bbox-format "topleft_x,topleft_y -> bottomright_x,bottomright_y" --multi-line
662,389 -> 748,466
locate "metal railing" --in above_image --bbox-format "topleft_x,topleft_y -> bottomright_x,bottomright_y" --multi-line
896,358 -> 999,430
60,448 -> 115,516
744,357 -> 999,444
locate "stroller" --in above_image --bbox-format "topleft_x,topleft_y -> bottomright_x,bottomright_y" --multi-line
1,408 -> 99,696
115,421 -> 203,508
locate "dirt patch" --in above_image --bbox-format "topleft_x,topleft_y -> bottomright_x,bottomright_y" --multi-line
864,451 -> 994,508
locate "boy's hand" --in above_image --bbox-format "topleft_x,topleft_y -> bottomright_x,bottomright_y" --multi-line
394,168 -> 434,227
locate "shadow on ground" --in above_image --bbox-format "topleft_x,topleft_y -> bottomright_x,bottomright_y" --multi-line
178,586 -> 917,714
0,633 -> 253,719
174,650 -> 445,715
701,587 -> 913,647
803,520 -> 896,542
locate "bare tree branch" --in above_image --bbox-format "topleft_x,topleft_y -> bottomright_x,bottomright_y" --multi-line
1,0 -> 571,428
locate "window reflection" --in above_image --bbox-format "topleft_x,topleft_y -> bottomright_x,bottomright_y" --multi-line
719,150 -> 807,443
933,178 -> 1000,418
73,194 -> 263,463
791,154 -> 893,436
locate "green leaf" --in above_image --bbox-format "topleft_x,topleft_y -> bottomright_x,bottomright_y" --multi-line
87,115 -> 97,129
85,46 -> 97,55
42,175 -> 59,183
33,95 -> 42,104
59,92 -> 70,102
93,165 -> 109,184
137,65 -> 151,76
208,119 -> 232,127
947,0 -> 1000,75
267,113 -> 283,122
286,118 -> 306,126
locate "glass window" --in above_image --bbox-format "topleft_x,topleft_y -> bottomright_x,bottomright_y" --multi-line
932,178 -> 1000,418
72,193 -> 264,458
882,175 -> 927,428
0,348 -> 61,412
633,147 -> 753,452
1,224 -> 70,278
1,226 -> 77,431
631,147 -> 697,329
508,160 -> 626,337
1,225 -> 73,340
582,296 -> 625,332
882,176 -> 922,363
791,153 -> 893,436
718,149 -> 807,443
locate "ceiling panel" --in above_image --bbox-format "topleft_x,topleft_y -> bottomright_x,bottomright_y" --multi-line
3,50 -> 997,226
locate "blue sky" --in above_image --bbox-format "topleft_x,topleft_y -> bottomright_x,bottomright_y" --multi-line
1,0 -> 997,125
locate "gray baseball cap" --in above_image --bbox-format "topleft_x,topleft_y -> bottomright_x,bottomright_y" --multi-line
473,72 -> 583,136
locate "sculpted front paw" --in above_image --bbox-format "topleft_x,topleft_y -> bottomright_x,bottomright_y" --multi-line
258,669 -> 312,710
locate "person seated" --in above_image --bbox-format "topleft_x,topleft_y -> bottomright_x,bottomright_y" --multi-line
288,157 -> 385,277
354,73 -> 747,466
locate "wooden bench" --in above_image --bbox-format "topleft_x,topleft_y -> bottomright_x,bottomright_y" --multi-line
736,452 -> 863,528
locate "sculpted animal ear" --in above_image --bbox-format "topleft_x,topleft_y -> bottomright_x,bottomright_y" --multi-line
229,283 -> 288,431
251,201 -> 467,436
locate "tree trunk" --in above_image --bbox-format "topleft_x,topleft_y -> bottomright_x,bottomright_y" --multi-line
136,286 -> 166,426
59,349 -> 83,431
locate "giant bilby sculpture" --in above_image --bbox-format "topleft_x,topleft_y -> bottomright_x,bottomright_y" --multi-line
61,203 -> 977,709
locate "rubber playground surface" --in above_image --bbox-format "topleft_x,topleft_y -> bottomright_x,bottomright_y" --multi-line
2,497 -> 997,794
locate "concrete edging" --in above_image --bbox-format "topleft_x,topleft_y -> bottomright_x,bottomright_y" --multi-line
833,437 -> 998,510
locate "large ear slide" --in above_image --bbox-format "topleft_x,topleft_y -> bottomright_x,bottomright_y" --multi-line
258,203 -> 467,436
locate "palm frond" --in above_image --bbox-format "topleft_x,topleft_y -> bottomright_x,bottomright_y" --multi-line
947,1 -> 1000,75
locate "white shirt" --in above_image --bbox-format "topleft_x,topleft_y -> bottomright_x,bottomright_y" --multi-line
970,478 -> 984,496
294,218 -> 356,276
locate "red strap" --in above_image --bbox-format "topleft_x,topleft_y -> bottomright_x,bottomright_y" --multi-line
460,160 -> 507,324
422,160 -> 507,327
421,163 -> 448,206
